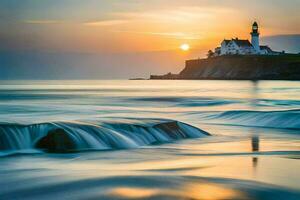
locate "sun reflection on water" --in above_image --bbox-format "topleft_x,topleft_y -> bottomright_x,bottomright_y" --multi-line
107,183 -> 247,200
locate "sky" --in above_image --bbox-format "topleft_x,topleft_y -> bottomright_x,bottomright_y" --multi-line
1,0 -> 300,79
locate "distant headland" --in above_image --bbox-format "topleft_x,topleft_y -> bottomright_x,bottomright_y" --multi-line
150,54 -> 300,80
150,22 -> 300,80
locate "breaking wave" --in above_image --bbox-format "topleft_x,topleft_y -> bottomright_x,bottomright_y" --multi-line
0,119 -> 209,154
205,109 -> 300,130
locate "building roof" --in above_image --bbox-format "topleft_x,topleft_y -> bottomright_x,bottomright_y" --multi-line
232,39 -> 253,47
260,45 -> 273,52
222,39 -> 231,45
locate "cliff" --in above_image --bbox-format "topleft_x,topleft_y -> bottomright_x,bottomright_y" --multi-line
150,54 -> 300,80
150,72 -> 179,80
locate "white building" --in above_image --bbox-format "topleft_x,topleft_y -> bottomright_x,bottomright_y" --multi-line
214,22 -> 279,56
221,38 -> 255,55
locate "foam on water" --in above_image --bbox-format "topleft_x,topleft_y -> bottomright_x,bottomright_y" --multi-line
0,119 -> 209,154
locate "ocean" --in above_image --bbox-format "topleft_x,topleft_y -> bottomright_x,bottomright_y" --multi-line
0,80 -> 299,200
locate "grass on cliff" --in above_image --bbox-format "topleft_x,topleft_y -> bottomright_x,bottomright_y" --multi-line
210,54 -> 300,62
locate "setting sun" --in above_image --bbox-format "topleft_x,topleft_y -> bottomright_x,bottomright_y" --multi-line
180,44 -> 190,51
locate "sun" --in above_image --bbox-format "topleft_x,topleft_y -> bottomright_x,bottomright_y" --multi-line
180,44 -> 190,51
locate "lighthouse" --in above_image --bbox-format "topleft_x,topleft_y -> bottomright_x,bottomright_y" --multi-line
214,21 -> 276,56
251,22 -> 260,53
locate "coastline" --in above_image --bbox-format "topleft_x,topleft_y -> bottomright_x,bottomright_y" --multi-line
150,54 -> 300,80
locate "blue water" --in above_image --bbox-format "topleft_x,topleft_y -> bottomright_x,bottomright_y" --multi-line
0,80 -> 299,200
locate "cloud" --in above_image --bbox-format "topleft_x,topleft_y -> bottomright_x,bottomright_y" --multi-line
83,20 -> 128,26
24,20 -> 62,24
24,19 -> 128,27
112,30 -> 203,40
115,6 -> 235,23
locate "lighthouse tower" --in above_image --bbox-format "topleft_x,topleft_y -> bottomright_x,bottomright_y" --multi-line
251,22 -> 260,54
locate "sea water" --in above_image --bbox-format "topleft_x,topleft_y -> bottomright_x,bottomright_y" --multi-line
0,80 -> 299,199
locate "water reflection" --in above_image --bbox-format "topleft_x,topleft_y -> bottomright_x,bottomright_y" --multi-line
252,135 -> 260,168
108,187 -> 159,199
107,183 -> 246,200
251,81 -> 260,170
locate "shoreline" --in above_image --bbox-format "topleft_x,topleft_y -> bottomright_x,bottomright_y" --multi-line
150,54 -> 300,81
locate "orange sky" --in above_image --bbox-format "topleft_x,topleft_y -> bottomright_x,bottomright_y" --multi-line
1,0 -> 300,79
1,0 -> 299,54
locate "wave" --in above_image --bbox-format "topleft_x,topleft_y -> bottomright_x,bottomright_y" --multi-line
258,99 -> 300,107
204,109 -> 300,130
0,119 -> 209,154
2,175 -> 299,200
131,97 -> 237,108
